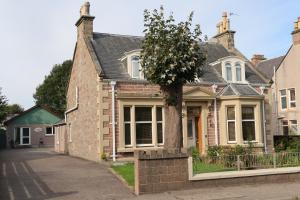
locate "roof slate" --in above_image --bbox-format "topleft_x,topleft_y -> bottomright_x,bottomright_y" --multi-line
219,84 -> 261,96
91,32 -> 266,85
256,56 -> 285,80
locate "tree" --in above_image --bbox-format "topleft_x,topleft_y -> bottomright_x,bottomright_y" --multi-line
33,60 -> 72,115
0,88 -> 8,124
140,7 -> 206,150
6,104 -> 24,115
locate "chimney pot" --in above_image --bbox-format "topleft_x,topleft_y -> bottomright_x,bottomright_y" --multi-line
251,54 -> 266,66
292,16 -> 300,45
80,1 -> 90,16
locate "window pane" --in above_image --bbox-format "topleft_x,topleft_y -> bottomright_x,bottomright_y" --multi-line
226,64 -> 232,81
283,126 -> 289,136
228,122 -> 236,141
15,128 -> 20,144
46,127 -> 52,135
22,138 -> 30,145
23,128 -> 30,137
281,97 -> 287,109
227,107 -> 235,120
290,120 -> 298,135
136,123 -> 152,144
242,107 -> 254,120
135,107 -> 152,121
242,121 -> 255,141
157,123 -> 163,144
156,107 -> 162,121
131,56 -> 140,78
280,90 -> 286,95
290,89 -> 296,101
236,66 -> 241,81
125,124 -> 131,145
124,107 -> 131,121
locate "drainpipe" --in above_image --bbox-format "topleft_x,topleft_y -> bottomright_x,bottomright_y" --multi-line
274,66 -> 279,136
260,86 -> 267,153
212,84 -> 219,146
110,81 -> 116,162
65,87 -> 79,123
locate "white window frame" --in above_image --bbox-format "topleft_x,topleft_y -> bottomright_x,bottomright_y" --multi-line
280,89 -> 287,111
226,106 -> 236,143
221,58 -> 246,83
241,106 -> 256,142
290,120 -> 298,135
288,88 -> 296,108
14,127 -> 31,145
45,126 -> 54,136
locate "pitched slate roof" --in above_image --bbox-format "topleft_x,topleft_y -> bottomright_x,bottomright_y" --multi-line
90,32 -> 266,85
256,56 -> 285,80
218,84 -> 261,97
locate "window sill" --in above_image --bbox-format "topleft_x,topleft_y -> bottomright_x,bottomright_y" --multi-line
118,146 -> 164,153
45,134 -> 54,137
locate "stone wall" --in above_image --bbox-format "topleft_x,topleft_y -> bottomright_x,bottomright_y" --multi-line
134,150 -> 189,195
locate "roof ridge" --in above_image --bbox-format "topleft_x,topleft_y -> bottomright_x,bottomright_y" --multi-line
93,32 -> 143,39
258,55 -> 285,64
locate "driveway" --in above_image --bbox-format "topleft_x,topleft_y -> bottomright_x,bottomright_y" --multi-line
1,148 -> 300,200
0,148 -> 135,200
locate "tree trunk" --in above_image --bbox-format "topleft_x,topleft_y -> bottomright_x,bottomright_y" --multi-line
162,85 -> 183,150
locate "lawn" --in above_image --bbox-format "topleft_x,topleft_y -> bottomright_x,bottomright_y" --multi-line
193,161 -> 235,174
111,163 -> 134,186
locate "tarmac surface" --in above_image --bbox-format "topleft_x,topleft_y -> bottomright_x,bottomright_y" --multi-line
1,148 -> 300,200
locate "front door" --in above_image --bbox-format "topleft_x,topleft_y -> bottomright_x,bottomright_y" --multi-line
187,107 -> 202,153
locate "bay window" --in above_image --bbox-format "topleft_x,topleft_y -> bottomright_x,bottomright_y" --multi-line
282,120 -> 289,136
242,106 -> 256,141
123,105 -> 164,148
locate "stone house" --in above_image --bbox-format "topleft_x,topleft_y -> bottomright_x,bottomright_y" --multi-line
55,2 -> 272,162
255,17 -> 300,136
4,105 -> 62,148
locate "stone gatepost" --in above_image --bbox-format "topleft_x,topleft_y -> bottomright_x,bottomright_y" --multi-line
134,149 -> 189,195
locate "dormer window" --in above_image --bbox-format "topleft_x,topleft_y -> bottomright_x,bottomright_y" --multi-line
221,57 -> 246,83
121,50 -> 144,79
131,56 -> 141,79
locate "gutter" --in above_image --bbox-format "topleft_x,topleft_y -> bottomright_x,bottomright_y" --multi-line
110,81 -> 117,162
65,87 -> 79,123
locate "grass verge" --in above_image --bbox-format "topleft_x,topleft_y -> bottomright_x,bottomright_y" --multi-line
111,163 -> 134,186
193,161 -> 235,173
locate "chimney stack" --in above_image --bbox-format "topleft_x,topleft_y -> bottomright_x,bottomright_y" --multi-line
251,54 -> 266,66
75,1 -> 95,39
292,17 -> 300,45
213,12 -> 235,50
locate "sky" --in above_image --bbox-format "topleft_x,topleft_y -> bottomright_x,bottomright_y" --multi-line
0,0 -> 299,109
